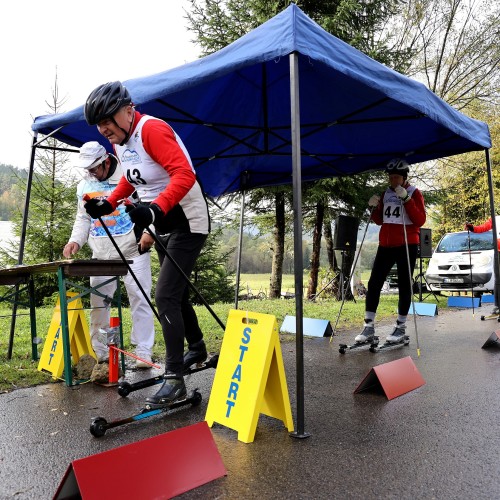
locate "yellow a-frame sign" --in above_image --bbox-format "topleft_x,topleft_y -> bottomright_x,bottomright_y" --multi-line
205,309 -> 294,443
38,292 -> 94,380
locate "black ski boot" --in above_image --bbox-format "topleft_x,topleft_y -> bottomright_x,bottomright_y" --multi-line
145,372 -> 187,408
183,340 -> 207,372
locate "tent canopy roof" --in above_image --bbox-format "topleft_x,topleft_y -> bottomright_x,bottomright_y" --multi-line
32,4 -> 491,197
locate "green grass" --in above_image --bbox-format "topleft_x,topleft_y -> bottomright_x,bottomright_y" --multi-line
0,277 -> 443,392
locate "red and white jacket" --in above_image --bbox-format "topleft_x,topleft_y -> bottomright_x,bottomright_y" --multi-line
106,112 -> 210,235
371,182 -> 426,247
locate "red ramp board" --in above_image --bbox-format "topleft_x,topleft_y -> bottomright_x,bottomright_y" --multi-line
354,356 -> 425,400
54,422 -> 226,499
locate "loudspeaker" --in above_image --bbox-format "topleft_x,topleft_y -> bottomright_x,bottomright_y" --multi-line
419,228 -> 433,258
333,215 -> 359,251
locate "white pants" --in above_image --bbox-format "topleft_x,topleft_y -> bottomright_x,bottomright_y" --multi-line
90,252 -> 155,359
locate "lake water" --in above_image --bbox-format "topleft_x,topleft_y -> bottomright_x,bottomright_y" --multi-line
0,220 -> 17,251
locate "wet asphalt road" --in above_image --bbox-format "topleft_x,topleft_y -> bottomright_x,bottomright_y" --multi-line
1,303 -> 500,499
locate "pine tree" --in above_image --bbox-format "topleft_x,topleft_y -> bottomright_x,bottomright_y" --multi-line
0,75 -> 79,304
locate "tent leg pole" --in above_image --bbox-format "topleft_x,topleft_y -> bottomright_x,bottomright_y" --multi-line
234,189 -> 246,309
485,149 -> 500,312
8,133 -> 37,359
289,52 -> 310,439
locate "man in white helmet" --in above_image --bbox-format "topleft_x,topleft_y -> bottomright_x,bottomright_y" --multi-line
63,141 -> 155,368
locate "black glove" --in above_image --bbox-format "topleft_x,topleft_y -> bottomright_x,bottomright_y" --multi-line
127,203 -> 163,229
84,198 -> 113,219
465,223 -> 474,232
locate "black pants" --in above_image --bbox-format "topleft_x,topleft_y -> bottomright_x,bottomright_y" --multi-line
154,232 -> 207,375
366,244 -> 418,317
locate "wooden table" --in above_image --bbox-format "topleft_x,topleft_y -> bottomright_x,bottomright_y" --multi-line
0,259 -> 130,385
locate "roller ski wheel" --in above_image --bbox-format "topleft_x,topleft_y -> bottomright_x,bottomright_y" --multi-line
118,381 -> 132,397
191,390 -> 203,406
339,337 -> 379,354
90,417 -> 108,437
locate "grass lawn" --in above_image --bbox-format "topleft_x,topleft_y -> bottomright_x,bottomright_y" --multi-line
0,274 -> 443,393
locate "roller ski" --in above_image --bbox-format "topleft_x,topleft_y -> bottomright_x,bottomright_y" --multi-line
118,352 -> 218,397
89,389 -> 202,437
339,326 -> 379,354
369,327 -> 410,352
339,337 -> 379,354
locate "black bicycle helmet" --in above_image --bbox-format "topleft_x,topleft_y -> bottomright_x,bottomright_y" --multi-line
84,81 -> 132,125
385,158 -> 410,179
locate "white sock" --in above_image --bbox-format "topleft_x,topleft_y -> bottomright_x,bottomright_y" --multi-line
396,316 -> 407,329
364,311 -> 375,327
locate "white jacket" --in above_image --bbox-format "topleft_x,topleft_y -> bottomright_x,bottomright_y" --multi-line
68,166 -> 140,260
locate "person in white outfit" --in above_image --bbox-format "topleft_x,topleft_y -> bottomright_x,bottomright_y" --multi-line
63,142 -> 156,368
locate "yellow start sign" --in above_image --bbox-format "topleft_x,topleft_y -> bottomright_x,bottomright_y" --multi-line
205,309 -> 294,443
38,293 -> 94,380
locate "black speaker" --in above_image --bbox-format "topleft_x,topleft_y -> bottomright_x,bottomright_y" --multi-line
419,228 -> 433,258
333,215 -> 359,251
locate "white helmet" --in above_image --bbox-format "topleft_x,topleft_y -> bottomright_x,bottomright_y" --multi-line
386,158 -> 410,174
77,141 -> 109,169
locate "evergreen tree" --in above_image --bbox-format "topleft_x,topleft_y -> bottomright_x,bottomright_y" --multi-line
0,76 -> 78,305
191,226 -> 236,304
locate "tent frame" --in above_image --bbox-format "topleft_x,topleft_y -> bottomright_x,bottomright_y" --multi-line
17,5 -> 494,438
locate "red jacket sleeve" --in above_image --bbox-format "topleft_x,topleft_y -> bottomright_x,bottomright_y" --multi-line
403,188 -> 426,227
371,197 -> 384,226
473,218 -> 493,233
141,119 -> 196,215
104,175 -> 135,209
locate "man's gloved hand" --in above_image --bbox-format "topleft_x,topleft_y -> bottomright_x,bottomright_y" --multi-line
84,198 -> 113,219
127,203 -> 163,229
394,185 -> 410,202
368,195 -> 380,207
465,223 -> 474,232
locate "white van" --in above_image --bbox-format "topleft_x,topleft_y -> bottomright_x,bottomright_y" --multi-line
425,230 -> 495,294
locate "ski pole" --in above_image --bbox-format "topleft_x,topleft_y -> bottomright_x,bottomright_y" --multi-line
82,194 -> 161,323
121,200 -> 226,331
467,228 -> 475,316
143,226 -> 226,331
401,201 -> 421,357
330,206 -> 374,342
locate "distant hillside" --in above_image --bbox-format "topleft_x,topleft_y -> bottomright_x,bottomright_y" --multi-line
0,164 -> 28,220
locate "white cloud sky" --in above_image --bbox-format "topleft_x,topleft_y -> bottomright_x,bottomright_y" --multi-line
0,0 -> 200,169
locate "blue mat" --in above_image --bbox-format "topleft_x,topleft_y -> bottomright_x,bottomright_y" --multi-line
280,315 -> 333,337
447,296 -> 480,308
409,302 -> 438,316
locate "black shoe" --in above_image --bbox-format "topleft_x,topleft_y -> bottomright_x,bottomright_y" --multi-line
183,340 -> 207,372
145,373 -> 187,407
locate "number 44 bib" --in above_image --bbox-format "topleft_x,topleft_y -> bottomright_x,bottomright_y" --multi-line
382,186 -> 416,225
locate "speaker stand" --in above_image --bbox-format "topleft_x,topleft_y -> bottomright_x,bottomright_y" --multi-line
339,250 -> 356,303
309,250 -> 356,303
413,257 -> 440,303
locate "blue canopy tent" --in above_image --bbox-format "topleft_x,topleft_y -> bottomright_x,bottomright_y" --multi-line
28,4 -> 492,436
